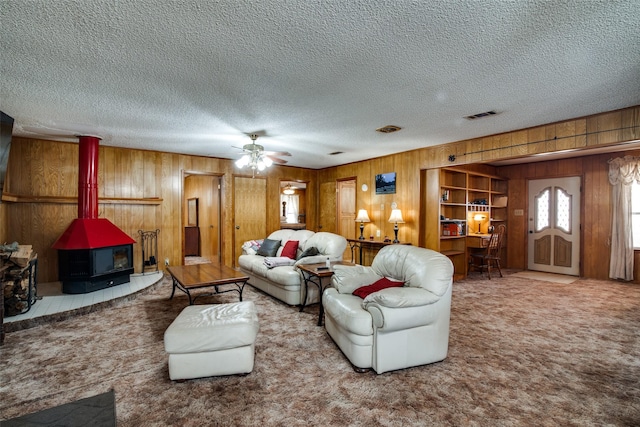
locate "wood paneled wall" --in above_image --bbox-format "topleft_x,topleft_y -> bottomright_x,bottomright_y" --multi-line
317,105 -> 639,282
1,105 -> 638,283
0,203 -> 6,245
1,138 -> 317,282
497,151 -> 637,280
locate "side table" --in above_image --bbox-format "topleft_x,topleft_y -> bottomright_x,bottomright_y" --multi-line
298,261 -> 354,326
346,239 -> 410,266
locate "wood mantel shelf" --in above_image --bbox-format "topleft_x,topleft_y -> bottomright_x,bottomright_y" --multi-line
1,193 -> 163,205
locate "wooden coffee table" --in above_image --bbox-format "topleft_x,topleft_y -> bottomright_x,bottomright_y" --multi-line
167,263 -> 249,305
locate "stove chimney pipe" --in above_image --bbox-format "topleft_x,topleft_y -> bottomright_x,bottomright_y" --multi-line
78,135 -> 100,219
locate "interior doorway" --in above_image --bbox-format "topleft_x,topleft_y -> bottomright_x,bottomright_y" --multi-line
527,176 -> 581,275
183,173 -> 222,264
279,180 -> 308,228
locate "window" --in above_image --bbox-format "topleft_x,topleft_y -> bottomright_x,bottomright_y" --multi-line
633,181 -> 640,249
280,194 -> 299,224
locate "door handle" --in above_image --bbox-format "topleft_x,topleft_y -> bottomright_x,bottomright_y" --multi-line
235,225 -> 240,229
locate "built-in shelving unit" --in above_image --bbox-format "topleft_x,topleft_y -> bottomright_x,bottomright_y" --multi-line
427,168 -> 508,280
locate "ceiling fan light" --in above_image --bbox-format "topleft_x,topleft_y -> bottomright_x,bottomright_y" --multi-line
236,155 -> 250,168
257,160 -> 266,171
263,156 -> 273,167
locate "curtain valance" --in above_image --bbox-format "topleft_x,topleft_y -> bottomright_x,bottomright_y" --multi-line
608,155 -> 640,186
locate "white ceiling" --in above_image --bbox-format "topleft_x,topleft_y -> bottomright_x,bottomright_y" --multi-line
1,1 -> 639,169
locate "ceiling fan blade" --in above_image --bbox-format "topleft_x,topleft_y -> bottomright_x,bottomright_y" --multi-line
267,156 -> 288,164
264,151 -> 291,157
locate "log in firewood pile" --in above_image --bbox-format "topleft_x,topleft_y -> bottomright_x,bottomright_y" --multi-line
3,275 -> 30,316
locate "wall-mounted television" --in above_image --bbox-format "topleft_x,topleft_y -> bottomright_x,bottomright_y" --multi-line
375,172 -> 396,195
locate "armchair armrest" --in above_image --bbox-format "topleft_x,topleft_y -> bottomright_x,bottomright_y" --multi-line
363,288 -> 441,331
363,287 -> 439,308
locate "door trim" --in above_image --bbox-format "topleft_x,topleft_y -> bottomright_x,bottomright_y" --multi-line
526,175 -> 582,276
182,170 -> 224,265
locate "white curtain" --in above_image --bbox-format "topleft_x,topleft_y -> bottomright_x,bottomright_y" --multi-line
281,195 -> 299,223
608,156 -> 640,281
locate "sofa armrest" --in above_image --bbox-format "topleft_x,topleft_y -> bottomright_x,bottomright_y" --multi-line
294,254 -> 340,267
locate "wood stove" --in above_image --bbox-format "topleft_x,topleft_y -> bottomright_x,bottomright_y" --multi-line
52,136 -> 136,294
57,245 -> 133,294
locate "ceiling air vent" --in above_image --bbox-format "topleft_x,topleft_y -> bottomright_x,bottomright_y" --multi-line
465,110 -> 497,120
375,125 -> 402,133
329,151 -> 344,156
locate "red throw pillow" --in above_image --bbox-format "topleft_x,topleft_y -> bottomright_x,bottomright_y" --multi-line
352,277 -> 404,299
281,240 -> 299,259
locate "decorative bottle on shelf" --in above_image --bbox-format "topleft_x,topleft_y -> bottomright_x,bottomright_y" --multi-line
326,257 -> 331,269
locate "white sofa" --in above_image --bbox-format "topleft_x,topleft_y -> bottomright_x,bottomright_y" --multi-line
238,229 -> 348,306
322,245 -> 454,374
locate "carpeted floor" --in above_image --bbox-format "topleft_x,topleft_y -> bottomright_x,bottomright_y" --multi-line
1,271 -> 639,426
509,270 -> 578,284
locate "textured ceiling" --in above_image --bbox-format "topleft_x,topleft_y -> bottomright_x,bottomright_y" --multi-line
1,0 -> 639,169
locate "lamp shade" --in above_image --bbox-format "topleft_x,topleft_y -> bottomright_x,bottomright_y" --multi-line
388,209 -> 404,223
355,209 -> 371,223
473,214 -> 486,221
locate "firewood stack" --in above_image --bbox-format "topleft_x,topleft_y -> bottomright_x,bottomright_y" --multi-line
3,274 -> 31,316
1,245 -> 37,317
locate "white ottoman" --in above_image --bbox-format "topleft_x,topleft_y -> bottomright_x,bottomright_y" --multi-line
164,301 -> 259,380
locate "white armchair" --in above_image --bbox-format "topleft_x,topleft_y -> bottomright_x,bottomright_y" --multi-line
322,245 -> 454,374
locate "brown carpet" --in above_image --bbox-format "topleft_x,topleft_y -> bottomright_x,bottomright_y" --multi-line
1,271 -> 638,426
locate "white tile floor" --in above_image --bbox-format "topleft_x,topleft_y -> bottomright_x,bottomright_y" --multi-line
4,271 -> 163,324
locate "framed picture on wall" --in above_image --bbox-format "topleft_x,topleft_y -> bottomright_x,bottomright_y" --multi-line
375,172 -> 396,194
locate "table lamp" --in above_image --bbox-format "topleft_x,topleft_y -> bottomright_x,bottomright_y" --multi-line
474,213 -> 486,234
388,209 -> 405,243
355,209 -> 371,240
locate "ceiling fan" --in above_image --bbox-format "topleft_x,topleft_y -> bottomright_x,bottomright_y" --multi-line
234,134 -> 291,177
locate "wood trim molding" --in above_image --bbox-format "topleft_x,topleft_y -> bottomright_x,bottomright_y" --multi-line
1,193 -> 162,205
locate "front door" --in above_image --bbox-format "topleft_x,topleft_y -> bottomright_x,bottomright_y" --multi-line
527,176 -> 581,275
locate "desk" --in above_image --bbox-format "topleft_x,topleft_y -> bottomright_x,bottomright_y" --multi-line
466,234 -> 491,248
298,261 -> 354,326
347,239 -> 410,265
466,235 -> 491,275
167,263 -> 249,305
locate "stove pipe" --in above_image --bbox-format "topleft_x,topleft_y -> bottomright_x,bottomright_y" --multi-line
52,136 -> 135,249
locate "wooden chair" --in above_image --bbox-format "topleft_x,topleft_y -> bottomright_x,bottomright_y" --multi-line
468,224 -> 506,279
